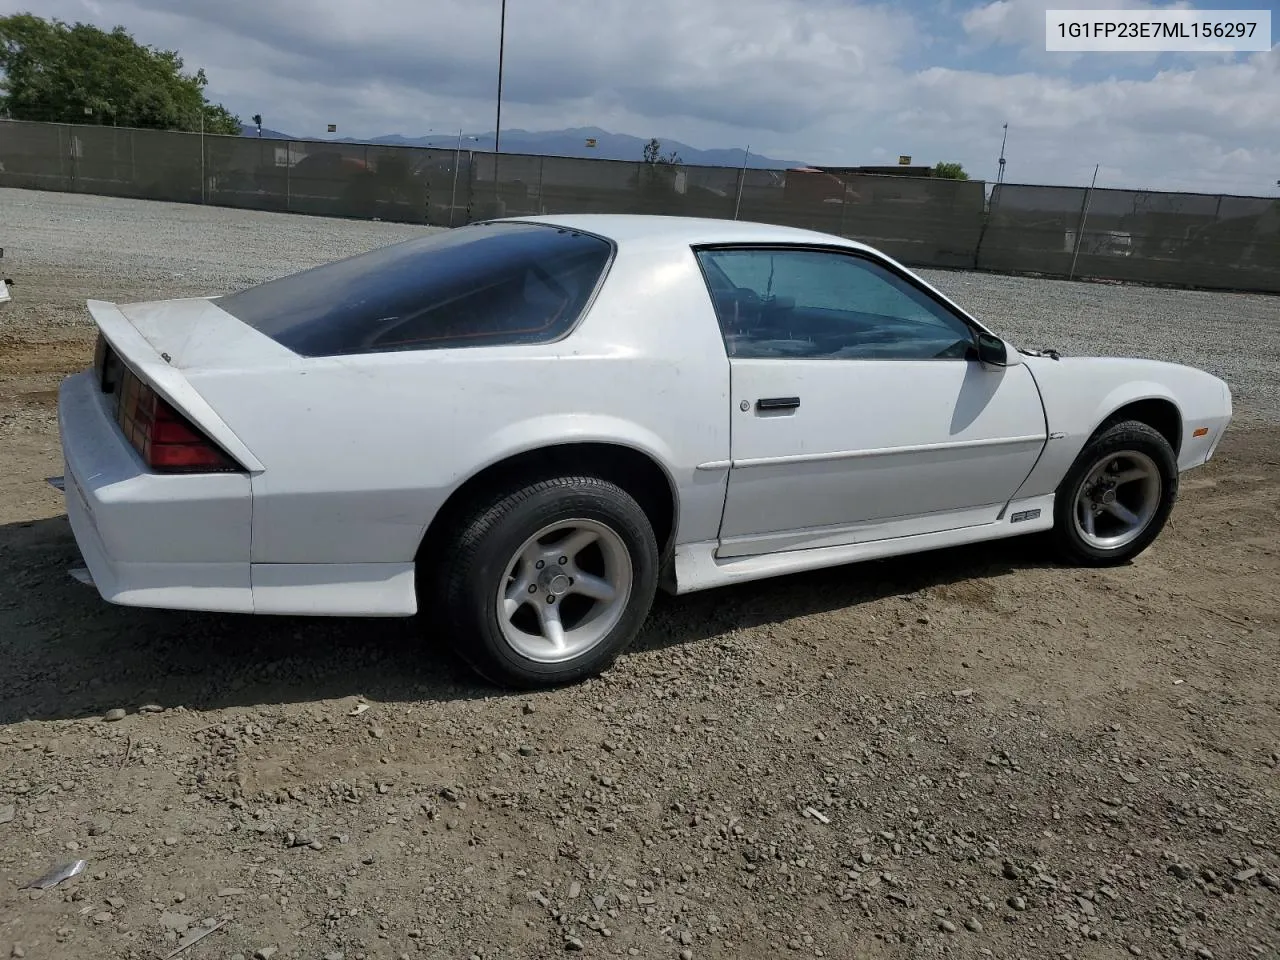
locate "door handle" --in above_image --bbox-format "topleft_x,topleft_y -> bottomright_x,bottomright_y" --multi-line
756,396 -> 800,411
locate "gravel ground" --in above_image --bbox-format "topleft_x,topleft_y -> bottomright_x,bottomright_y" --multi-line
2,187 -> 1277,422
1,189 -> 1278,960
0,187 -> 434,296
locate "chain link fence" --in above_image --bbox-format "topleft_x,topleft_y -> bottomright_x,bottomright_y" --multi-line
2,119 -> 1277,292
978,183 -> 1280,292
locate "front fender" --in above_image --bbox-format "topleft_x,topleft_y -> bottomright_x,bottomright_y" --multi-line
1013,356 -> 1231,499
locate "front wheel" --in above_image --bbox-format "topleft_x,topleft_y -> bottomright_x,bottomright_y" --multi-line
432,476 -> 659,688
1051,419 -> 1178,566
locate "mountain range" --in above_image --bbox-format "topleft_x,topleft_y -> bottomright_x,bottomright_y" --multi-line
239,123 -> 807,169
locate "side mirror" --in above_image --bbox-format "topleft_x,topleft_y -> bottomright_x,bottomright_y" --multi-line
975,331 -> 1008,367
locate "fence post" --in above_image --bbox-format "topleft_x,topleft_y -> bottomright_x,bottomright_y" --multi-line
200,117 -> 206,204
466,151 -> 476,224
285,142 -> 292,212
973,181 -> 998,270
360,143 -> 368,219
733,145 -> 750,220
1068,164 -> 1100,280
448,145 -> 461,227
537,156 -> 545,215
67,124 -> 78,188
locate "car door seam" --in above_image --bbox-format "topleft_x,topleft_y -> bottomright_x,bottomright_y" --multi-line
1004,361 -> 1055,509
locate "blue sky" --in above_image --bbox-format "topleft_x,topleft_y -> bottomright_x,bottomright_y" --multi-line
6,0 -> 1279,194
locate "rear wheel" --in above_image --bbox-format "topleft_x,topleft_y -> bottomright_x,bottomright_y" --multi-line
431,475 -> 659,688
1051,419 -> 1178,566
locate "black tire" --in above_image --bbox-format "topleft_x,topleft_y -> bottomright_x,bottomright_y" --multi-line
1051,419 -> 1178,566
430,475 -> 659,688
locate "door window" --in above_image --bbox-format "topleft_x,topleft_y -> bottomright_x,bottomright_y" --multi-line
696,247 -> 975,360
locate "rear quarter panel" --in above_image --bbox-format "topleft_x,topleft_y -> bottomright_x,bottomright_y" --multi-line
1013,355 -> 1232,500
189,239 -> 734,564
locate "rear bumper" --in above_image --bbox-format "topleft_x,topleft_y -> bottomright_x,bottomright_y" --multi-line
57,370 -> 418,616
58,370 -> 255,612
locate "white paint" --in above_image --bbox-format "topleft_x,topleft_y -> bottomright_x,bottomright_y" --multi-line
59,370 -> 254,613
673,493 -> 1058,593
251,563 -> 417,615
57,214 -> 1233,618
86,300 -> 267,472
1011,354 -> 1233,501
720,357 -> 1048,555
717,501 -> 1017,559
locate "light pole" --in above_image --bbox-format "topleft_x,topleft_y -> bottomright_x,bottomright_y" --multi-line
491,0 -> 507,210
494,0 -> 506,157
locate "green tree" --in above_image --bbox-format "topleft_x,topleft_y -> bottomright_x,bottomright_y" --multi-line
0,12 -> 240,133
635,138 -> 683,212
932,161 -> 969,180
642,137 -> 681,165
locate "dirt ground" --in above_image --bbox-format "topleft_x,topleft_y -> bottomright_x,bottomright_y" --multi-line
1,193 -> 1278,960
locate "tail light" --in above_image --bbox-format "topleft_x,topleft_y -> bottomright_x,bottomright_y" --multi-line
115,370 -> 241,473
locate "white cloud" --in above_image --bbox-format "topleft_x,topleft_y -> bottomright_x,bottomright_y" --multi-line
960,0 -> 1217,72
907,48 -> 1280,191
962,0 -> 1195,46
125,0 -> 916,134
2,0 -> 1278,194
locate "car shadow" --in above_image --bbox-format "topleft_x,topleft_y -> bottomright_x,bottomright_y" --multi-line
0,514 -> 1057,724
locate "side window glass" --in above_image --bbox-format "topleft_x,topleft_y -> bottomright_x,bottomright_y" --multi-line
216,223 -> 612,357
695,248 -> 974,360
365,249 -> 599,350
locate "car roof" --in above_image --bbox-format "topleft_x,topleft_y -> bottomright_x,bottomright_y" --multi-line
499,213 -> 878,253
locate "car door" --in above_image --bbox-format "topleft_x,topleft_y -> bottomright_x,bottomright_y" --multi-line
693,245 -> 1048,558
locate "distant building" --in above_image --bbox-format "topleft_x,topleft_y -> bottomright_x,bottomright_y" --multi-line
816,165 -> 936,178
782,164 -> 940,206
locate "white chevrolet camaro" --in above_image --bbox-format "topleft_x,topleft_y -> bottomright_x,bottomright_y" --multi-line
55,214 -> 1232,687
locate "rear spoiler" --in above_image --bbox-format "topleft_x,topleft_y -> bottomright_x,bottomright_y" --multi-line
87,299 -> 265,473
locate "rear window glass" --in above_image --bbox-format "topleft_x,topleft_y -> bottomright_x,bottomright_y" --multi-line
215,222 -> 613,357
